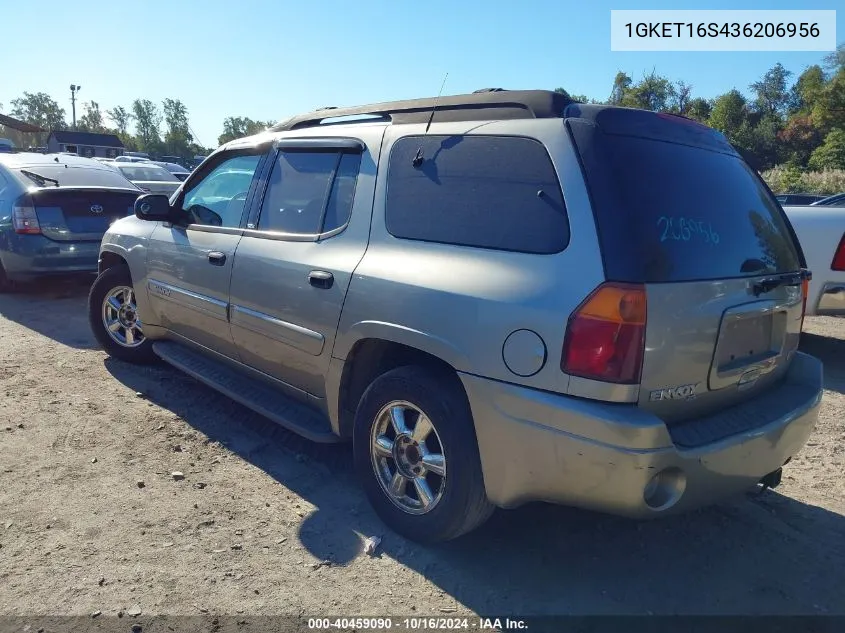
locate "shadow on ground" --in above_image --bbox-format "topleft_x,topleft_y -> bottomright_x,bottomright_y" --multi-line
104,358 -> 845,616
0,276 -> 95,349
800,332 -> 845,395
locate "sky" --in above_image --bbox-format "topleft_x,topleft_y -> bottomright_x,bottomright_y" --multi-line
1,0 -> 841,148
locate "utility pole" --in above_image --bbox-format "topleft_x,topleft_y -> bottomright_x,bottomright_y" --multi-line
70,84 -> 81,129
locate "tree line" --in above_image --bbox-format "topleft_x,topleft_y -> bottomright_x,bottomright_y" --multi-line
558,43 -> 845,174
0,94 -> 216,161
1,43 -> 842,172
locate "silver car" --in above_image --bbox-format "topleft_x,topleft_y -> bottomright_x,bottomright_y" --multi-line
88,90 -> 823,542
115,163 -> 182,197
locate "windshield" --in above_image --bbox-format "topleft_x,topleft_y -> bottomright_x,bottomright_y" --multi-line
15,165 -> 137,189
119,165 -> 180,182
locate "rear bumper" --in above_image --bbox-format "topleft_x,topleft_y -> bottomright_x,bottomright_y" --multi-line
0,233 -> 100,280
815,282 -> 845,316
460,351 -> 823,517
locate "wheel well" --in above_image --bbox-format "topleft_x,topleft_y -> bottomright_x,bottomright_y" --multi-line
98,251 -> 127,275
338,339 -> 461,437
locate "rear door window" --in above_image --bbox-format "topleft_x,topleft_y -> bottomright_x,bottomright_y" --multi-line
256,150 -> 361,235
568,114 -> 802,282
385,135 -> 569,254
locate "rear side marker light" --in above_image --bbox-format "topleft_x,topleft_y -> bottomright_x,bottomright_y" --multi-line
562,283 -> 647,384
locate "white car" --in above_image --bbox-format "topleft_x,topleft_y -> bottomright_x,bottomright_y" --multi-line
783,204 -> 845,316
115,162 -> 182,197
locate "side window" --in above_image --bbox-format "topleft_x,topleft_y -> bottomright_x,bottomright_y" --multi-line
181,154 -> 262,227
257,150 -> 361,235
385,135 -> 569,254
323,154 -> 361,232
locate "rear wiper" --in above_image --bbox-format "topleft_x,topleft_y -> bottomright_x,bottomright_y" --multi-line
751,270 -> 811,297
20,169 -> 59,187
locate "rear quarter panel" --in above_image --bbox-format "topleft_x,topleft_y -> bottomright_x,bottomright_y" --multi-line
782,205 -> 845,315
334,119 -> 606,395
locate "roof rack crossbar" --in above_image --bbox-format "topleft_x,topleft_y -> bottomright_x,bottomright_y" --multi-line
271,90 -> 574,132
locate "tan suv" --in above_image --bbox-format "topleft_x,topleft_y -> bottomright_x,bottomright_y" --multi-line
88,90 -> 823,542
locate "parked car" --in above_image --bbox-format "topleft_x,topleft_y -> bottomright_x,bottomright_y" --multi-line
811,192 -> 845,207
115,163 -> 182,196
88,90 -> 822,543
152,161 -> 191,181
0,153 -> 141,291
782,203 -> 845,316
113,156 -> 151,163
775,193 -> 826,206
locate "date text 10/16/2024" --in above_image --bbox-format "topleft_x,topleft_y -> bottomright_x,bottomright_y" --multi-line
308,617 -> 528,631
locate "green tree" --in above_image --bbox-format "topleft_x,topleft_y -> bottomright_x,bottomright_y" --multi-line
824,42 -> 845,72
778,115 -> 821,167
790,65 -> 826,115
131,99 -> 163,153
686,97 -> 713,123
217,116 -> 273,145
553,88 -> 599,104
709,89 -> 749,138
809,129 -> 845,170
671,81 -> 693,114
107,106 -> 132,135
811,69 -> 845,134
736,116 -> 782,171
77,101 -> 107,133
10,91 -> 67,143
106,105 -> 136,149
620,70 -> 676,111
608,71 -> 632,105
750,63 -> 792,118
162,98 -> 193,158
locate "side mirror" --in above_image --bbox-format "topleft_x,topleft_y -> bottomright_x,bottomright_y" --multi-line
134,194 -> 174,222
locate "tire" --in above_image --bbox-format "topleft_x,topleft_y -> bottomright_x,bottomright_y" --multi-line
353,365 -> 494,543
88,265 -> 157,364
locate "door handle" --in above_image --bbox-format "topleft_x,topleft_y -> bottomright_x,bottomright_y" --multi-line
308,270 -> 334,289
208,251 -> 226,266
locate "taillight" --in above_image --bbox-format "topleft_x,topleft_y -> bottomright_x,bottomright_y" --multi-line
562,282 -> 647,384
832,233 -> 845,272
12,196 -> 41,234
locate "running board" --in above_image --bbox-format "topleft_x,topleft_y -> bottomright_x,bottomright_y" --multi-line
152,341 -> 341,443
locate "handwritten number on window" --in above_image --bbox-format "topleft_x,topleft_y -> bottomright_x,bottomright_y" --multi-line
657,216 -> 719,245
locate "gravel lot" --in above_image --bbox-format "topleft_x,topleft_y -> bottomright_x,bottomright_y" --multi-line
0,280 -> 843,619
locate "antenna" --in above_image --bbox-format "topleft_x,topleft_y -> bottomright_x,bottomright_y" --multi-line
412,72 -> 449,168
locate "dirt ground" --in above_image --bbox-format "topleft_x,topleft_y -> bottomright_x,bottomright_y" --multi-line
0,279 -> 843,619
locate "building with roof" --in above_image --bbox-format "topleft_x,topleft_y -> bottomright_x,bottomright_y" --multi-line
0,113 -> 46,150
46,131 -> 125,158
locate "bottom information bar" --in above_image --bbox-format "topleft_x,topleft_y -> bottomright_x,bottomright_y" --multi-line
0,615 -> 843,633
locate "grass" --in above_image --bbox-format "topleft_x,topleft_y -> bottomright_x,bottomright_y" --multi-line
762,166 -> 845,195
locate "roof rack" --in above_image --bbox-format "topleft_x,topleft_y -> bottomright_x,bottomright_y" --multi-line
271,89 -> 574,132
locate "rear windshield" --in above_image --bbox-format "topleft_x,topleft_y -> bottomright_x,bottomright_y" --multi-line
15,165 -> 136,189
568,116 -> 802,283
